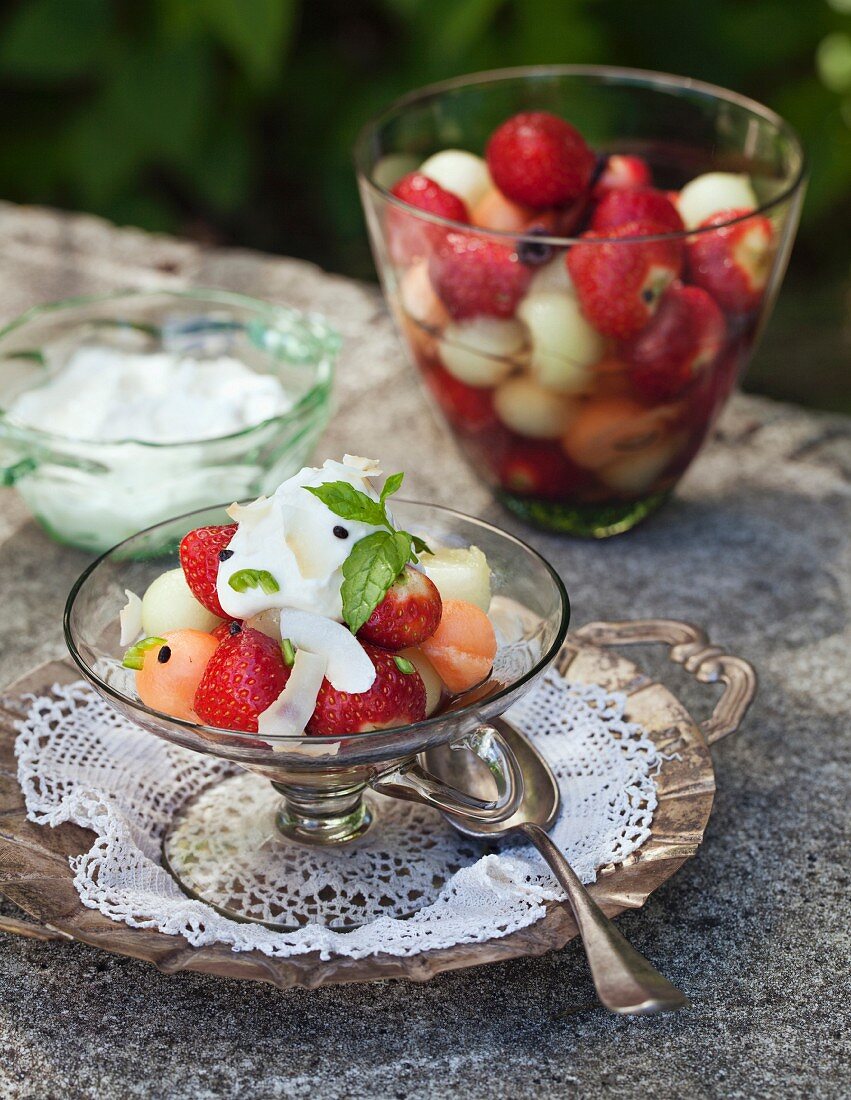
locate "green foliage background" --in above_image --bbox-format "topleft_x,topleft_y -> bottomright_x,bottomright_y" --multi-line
1,0 -> 849,408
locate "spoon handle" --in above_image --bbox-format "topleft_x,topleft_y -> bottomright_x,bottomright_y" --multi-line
517,821 -> 688,1015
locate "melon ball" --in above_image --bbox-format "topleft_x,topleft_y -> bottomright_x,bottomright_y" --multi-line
141,568 -> 222,636
398,647 -> 445,716
398,260 -> 450,359
472,188 -> 532,232
517,292 -> 603,393
600,433 -> 686,495
421,544 -> 491,611
527,257 -> 575,298
677,173 -> 758,230
135,630 -> 219,722
439,318 -> 526,388
420,599 -> 498,694
418,150 -> 492,208
494,377 -> 577,439
562,397 -> 677,470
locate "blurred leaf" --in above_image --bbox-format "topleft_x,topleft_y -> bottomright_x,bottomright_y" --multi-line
185,112 -> 254,212
426,0 -> 509,62
203,0 -> 296,87
0,0 -> 110,78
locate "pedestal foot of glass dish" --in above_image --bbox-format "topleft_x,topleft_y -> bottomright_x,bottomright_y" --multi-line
497,490 -> 671,538
161,772 -> 382,931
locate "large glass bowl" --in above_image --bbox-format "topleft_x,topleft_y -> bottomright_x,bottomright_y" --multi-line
355,66 -> 806,537
64,500 -> 569,928
0,289 -> 337,552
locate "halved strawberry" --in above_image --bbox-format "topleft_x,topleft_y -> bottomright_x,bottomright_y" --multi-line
179,524 -> 235,619
623,284 -> 726,401
429,232 -> 532,319
307,643 -> 426,735
212,620 -> 243,643
421,357 -> 498,433
591,187 -> 684,234
686,208 -> 775,313
193,627 -> 289,733
387,172 -> 469,265
593,154 -> 652,198
566,220 -> 684,339
486,111 -> 595,208
499,440 -> 589,500
358,565 -> 442,650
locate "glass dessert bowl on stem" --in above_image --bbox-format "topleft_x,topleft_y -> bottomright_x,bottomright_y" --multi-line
64,499 -> 568,929
355,65 -> 806,536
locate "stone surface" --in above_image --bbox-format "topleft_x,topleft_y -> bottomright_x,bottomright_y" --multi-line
0,204 -> 849,1099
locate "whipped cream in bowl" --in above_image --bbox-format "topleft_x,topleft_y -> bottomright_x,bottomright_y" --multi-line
0,289 -> 337,551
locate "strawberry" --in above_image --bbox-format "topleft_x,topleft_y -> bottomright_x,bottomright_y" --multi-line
686,208 -> 775,313
593,154 -> 652,198
212,620 -> 243,643
307,643 -> 426,735
623,284 -> 726,401
193,627 -> 289,733
499,441 -> 588,500
486,111 -> 595,208
387,172 -> 469,265
591,187 -> 684,234
567,220 -> 684,339
428,232 -> 532,319
358,565 -> 442,650
178,524 -> 235,619
422,358 -> 498,432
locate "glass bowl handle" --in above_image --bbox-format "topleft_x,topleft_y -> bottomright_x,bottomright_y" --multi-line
371,725 -> 524,822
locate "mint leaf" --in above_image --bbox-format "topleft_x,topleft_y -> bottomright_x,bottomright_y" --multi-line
393,655 -> 415,675
381,471 -> 404,503
410,534 -> 433,557
303,482 -> 389,528
228,568 -> 279,594
340,530 -> 409,634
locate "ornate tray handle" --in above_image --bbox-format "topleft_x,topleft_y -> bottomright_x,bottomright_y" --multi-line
572,619 -> 757,746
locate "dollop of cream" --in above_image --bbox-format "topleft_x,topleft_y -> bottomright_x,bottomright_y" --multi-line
216,457 -> 391,622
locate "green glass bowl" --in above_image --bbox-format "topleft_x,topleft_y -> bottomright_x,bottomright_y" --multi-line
0,289 -> 338,552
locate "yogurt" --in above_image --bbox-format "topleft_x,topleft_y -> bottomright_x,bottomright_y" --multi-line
7,345 -> 292,443
217,456 -> 391,621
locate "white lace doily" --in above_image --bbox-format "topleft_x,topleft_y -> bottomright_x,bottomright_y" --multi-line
14,672 -> 661,961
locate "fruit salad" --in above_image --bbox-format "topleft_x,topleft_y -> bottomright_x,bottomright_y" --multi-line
119,456 -> 498,738
378,111 -> 780,532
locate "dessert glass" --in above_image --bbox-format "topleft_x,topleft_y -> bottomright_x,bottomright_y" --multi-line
355,66 -> 806,536
65,500 -> 569,928
0,289 -> 337,552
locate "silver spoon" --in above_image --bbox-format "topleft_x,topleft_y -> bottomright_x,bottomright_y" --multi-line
424,718 -> 688,1015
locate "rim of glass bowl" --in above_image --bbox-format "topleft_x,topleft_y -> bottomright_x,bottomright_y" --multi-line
0,287 -> 337,450
64,499 -> 570,748
354,64 -> 807,247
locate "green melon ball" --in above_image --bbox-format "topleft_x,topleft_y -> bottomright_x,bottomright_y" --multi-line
141,568 -> 222,636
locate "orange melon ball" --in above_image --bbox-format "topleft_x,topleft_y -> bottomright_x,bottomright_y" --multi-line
135,629 -> 219,721
562,396 -> 678,470
472,188 -> 534,232
420,599 -> 498,694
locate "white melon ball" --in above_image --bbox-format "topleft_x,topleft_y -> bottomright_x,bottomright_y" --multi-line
600,434 -> 685,495
517,292 -> 604,393
494,378 -> 576,439
419,150 -> 492,208
527,257 -> 575,298
439,318 -> 526,388
399,648 -> 445,716
677,172 -> 758,229
141,568 -> 222,636
421,544 -> 491,612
